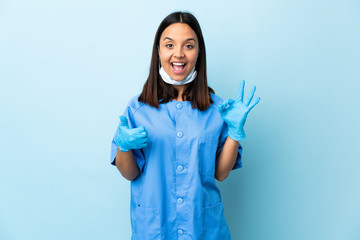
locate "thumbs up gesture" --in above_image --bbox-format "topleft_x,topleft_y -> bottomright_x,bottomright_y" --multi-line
114,115 -> 148,152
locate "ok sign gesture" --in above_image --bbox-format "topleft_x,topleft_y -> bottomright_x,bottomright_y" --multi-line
218,80 -> 261,141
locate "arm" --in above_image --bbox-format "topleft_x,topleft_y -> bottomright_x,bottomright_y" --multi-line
216,80 -> 260,181
115,148 -> 140,181
113,115 -> 147,181
215,137 -> 239,181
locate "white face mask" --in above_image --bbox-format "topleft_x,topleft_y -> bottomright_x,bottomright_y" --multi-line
159,66 -> 197,85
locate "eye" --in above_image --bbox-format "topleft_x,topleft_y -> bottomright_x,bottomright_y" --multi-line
165,44 -> 173,48
185,44 -> 194,49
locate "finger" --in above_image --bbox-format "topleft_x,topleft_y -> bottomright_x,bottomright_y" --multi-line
244,86 -> 256,107
218,99 -> 235,112
138,126 -> 147,137
139,142 -> 147,149
119,115 -> 129,127
133,131 -> 147,139
133,126 -> 145,133
133,127 -> 147,138
135,141 -> 147,149
235,80 -> 245,103
248,97 -> 260,110
218,98 -> 234,108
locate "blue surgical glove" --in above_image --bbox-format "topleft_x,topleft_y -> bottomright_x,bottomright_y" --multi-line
114,115 -> 148,152
218,80 -> 260,141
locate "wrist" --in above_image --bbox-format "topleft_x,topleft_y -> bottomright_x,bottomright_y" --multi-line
228,128 -> 246,141
118,146 -> 131,152
114,135 -> 131,152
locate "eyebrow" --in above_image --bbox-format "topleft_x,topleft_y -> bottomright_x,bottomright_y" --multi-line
163,37 -> 197,43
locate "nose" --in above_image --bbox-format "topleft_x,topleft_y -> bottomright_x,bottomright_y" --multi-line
174,46 -> 184,58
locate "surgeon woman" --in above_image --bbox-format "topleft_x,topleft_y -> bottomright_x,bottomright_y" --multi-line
110,11 -> 260,240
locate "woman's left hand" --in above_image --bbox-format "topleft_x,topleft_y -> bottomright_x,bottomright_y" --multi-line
218,80 -> 261,141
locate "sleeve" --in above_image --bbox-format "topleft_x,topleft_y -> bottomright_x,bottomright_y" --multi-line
215,122 -> 243,170
110,105 -> 146,173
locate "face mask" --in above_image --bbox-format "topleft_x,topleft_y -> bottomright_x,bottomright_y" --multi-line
159,66 -> 197,85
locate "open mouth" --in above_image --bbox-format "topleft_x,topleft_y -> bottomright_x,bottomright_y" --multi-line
171,62 -> 187,75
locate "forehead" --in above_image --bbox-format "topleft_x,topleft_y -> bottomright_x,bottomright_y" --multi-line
160,23 -> 198,41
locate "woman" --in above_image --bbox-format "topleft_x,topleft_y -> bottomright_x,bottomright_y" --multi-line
110,11 -> 260,240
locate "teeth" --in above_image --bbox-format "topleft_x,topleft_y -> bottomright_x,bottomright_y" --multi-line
173,63 -> 185,66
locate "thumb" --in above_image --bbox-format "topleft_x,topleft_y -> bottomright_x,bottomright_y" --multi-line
218,99 -> 234,113
119,115 -> 129,128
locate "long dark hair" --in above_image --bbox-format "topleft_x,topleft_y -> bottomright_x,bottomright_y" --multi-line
138,11 -> 214,111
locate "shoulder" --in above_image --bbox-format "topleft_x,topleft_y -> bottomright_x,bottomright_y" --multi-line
126,93 -> 146,114
210,93 -> 225,108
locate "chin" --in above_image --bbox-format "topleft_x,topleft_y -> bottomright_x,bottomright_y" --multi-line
172,76 -> 186,81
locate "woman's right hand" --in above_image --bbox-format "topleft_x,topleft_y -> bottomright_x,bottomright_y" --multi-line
114,115 -> 148,152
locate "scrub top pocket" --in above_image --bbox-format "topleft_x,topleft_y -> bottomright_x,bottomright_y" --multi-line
132,203 -> 161,240
202,201 -> 231,240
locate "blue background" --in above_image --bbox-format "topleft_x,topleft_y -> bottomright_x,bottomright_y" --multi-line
1,0 -> 359,239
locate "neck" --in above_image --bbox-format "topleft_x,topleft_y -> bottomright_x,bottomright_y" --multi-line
173,85 -> 186,101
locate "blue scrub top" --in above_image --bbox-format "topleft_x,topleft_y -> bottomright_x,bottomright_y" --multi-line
111,93 -> 242,240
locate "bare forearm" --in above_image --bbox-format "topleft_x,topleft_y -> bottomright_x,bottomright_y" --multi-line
215,137 -> 239,181
115,148 -> 140,181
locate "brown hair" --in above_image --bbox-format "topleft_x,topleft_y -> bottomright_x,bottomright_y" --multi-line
138,11 -> 214,111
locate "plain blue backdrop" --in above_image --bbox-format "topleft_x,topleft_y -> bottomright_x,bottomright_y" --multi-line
1,0 -> 359,239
